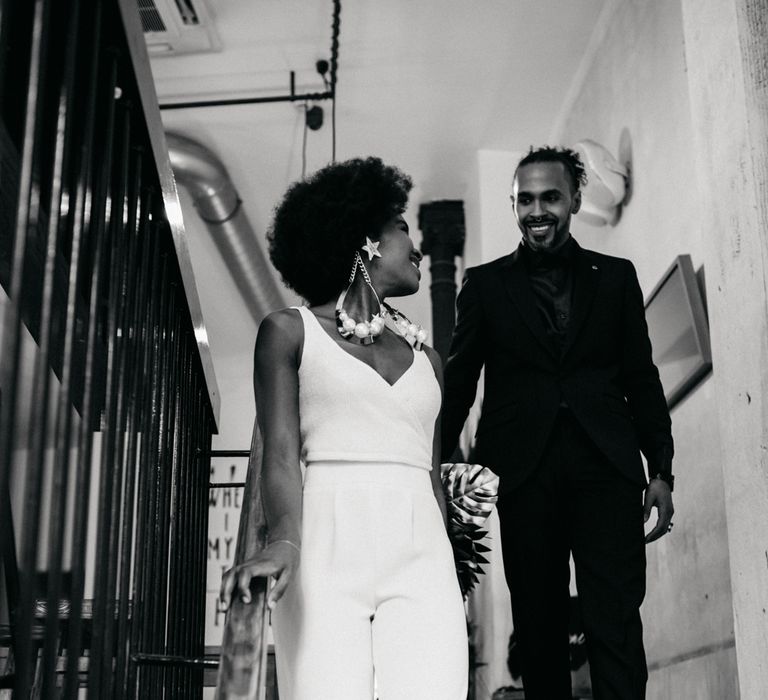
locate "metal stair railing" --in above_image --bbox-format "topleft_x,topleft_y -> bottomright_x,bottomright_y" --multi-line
0,0 -> 218,697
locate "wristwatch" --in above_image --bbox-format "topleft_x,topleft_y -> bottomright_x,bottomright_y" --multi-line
651,472 -> 674,492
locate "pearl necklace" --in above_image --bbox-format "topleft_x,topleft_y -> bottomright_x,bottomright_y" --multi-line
384,302 -> 428,350
336,305 -> 428,349
335,254 -> 428,349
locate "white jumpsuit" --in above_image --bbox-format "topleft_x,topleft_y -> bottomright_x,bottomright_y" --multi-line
271,306 -> 468,700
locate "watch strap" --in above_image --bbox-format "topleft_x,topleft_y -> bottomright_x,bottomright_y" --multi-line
651,472 -> 674,492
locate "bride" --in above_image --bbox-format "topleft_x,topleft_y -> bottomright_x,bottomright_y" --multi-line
219,156 -> 468,700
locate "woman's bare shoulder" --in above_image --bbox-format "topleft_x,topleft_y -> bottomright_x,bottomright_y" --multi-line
261,307 -> 303,333
254,307 -> 304,359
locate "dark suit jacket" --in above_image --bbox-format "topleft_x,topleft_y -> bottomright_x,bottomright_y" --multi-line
441,241 -> 673,493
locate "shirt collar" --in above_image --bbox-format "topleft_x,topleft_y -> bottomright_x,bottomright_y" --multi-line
521,234 -> 576,269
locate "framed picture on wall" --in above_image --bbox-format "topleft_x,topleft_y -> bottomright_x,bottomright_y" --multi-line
644,254 -> 712,409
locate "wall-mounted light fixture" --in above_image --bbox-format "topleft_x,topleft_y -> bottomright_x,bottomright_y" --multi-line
573,139 -> 630,227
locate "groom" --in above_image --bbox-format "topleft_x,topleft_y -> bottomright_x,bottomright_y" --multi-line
441,146 -> 674,700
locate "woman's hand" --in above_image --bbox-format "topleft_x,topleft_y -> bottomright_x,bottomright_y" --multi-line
219,540 -> 300,611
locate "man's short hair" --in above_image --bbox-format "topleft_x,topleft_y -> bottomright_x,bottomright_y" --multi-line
514,146 -> 587,195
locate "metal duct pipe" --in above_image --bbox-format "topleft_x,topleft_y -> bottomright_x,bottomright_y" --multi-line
165,131 -> 285,322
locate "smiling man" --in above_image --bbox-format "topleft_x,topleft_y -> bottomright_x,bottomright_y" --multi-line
513,156 -> 578,253
441,146 -> 675,700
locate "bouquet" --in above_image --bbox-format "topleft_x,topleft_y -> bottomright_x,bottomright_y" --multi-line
440,462 -> 499,596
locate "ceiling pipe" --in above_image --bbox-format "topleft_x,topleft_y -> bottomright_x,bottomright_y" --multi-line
165,131 -> 285,323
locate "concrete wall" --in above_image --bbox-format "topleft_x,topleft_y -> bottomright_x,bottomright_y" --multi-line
679,0 -> 768,694
549,0 -> 737,696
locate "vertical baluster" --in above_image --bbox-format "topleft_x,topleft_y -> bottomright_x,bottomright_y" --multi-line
167,332 -> 188,697
189,381 -> 203,699
76,41 -> 119,699
0,0 -> 26,661
113,154 -> 149,699
89,85 -> 132,699
179,329 -> 195,700
100,115 -> 140,700
161,264 -> 181,696
148,254 -> 168,696
0,0 -> 28,669
182,345 -> 194,697
157,296 -> 182,695
182,346 -> 194,697
5,0 -> 53,695
186,375 -> 203,699
190,353 -> 207,697
147,251 -> 173,697
196,382 -> 213,697
189,363 -> 203,697
163,306 -> 179,698
186,335 -> 203,697
127,221 -> 163,697
31,0 -> 84,693
177,317 -> 188,698
59,4 -> 110,697
190,385 -> 201,698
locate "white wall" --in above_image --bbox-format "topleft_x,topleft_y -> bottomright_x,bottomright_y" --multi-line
464,150 -> 523,269
679,0 -> 768,694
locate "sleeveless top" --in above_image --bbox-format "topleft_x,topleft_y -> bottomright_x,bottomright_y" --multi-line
295,305 -> 441,471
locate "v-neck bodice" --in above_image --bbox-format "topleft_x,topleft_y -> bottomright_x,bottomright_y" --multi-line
295,306 -> 440,471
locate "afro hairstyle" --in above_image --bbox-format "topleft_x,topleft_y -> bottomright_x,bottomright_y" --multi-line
268,156 -> 413,306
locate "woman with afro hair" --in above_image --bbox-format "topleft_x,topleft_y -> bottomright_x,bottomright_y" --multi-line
220,157 -> 468,699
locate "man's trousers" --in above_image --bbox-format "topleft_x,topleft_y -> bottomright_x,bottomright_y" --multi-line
496,408 -> 648,700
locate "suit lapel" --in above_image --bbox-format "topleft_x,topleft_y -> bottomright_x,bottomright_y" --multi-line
502,245 -> 558,359
562,243 -> 601,357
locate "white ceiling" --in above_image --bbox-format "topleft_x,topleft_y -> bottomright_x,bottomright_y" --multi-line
148,0 -> 606,427
153,0 -> 606,197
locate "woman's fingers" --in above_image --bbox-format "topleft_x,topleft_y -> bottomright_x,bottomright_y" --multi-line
267,568 -> 293,609
219,569 -> 236,609
236,559 -> 277,603
219,551 -> 297,609
219,560 -> 265,609
237,567 -> 256,604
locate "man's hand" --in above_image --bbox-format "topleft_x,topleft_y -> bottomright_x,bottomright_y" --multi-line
643,479 -> 674,543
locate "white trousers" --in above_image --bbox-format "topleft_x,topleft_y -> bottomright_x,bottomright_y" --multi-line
272,462 -> 468,700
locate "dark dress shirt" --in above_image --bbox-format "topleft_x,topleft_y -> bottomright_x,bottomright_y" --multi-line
520,235 -> 576,354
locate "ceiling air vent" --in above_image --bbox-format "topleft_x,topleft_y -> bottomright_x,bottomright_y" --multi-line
138,0 -> 221,56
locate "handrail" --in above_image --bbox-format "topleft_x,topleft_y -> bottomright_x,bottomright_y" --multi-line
214,423 -> 270,700
117,0 -> 220,426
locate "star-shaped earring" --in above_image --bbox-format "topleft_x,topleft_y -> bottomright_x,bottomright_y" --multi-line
361,237 -> 381,261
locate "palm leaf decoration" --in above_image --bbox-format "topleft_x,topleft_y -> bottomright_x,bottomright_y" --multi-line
440,462 -> 499,596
